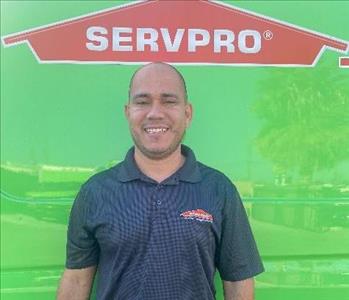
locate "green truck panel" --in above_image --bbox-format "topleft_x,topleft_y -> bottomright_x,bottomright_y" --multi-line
1,1 -> 348,299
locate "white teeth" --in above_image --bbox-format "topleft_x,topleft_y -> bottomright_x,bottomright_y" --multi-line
145,128 -> 168,134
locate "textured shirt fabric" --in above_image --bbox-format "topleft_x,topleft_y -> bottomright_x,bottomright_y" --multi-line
66,145 -> 264,300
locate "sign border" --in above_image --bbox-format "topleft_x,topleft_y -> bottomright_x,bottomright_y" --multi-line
2,0 -> 348,67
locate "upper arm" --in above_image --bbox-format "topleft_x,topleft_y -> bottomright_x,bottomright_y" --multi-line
216,180 -> 264,281
66,184 -> 99,269
223,278 -> 254,300
57,266 -> 97,300
62,266 -> 97,286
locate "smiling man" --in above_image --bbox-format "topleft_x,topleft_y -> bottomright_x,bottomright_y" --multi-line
57,62 -> 264,300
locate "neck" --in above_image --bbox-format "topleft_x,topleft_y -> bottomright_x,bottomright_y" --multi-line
134,146 -> 185,183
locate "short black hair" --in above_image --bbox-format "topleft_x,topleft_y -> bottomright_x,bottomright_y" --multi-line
128,62 -> 188,102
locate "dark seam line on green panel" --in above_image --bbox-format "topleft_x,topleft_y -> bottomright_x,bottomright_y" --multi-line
1,266 -> 64,272
261,254 -> 349,261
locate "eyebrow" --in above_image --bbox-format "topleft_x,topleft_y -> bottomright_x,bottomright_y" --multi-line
131,93 -> 179,101
131,93 -> 150,100
162,93 -> 179,99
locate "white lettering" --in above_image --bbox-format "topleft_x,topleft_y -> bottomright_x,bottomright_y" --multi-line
188,29 -> 210,52
161,28 -> 185,52
86,26 -> 263,54
238,30 -> 261,54
86,26 -> 108,51
112,27 -> 132,51
137,28 -> 159,51
214,29 -> 235,53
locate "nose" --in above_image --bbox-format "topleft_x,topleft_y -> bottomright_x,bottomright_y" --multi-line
146,101 -> 165,119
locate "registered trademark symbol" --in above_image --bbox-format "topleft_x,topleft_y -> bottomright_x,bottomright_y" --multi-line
263,30 -> 273,40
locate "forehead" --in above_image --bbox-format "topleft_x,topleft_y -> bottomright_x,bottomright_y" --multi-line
130,64 -> 185,97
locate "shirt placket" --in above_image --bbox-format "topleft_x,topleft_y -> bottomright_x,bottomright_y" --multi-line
152,183 -> 164,215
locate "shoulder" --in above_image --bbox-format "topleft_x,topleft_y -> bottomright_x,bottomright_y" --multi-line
196,161 -> 239,199
197,162 -> 237,189
72,163 -> 124,211
80,162 -> 123,193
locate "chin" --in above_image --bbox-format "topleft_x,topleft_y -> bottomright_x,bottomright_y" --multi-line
144,148 -> 172,159
140,144 -> 179,160
132,133 -> 182,160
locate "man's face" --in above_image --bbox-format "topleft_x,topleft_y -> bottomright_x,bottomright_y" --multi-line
125,64 -> 192,160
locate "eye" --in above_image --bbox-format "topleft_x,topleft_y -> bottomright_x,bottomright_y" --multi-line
134,98 -> 149,105
164,98 -> 178,105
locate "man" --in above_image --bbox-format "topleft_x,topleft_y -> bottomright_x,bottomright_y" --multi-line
57,62 -> 264,300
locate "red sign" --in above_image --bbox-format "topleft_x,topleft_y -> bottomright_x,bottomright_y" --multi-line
2,0 -> 348,66
339,57 -> 349,68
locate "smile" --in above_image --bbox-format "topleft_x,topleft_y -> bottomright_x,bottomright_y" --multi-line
144,127 -> 169,134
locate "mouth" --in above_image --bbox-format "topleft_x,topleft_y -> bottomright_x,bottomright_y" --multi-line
144,127 -> 169,134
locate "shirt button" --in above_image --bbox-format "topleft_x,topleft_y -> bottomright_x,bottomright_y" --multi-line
157,200 -> 162,205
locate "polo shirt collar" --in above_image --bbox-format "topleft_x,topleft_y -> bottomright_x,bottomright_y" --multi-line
178,145 -> 202,183
116,144 -> 202,184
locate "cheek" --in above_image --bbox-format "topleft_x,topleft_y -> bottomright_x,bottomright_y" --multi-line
127,112 -> 144,127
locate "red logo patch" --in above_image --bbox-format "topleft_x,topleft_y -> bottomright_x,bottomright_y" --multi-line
180,209 -> 213,223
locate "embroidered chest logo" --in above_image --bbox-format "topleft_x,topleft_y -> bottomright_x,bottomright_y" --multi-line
180,209 -> 213,223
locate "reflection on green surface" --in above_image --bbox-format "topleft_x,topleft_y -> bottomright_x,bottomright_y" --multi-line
1,160 -> 118,199
252,62 -> 349,197
1,163 -> 93,199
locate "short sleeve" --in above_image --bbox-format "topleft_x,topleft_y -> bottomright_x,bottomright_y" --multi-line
216,180 -> 264,281
65,184 -> 99,269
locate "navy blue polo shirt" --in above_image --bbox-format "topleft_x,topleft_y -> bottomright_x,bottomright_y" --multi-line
66,145 -> 264,300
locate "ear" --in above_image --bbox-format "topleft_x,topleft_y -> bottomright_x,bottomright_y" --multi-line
185,102 -> 193,127
124,103 -> 130,119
